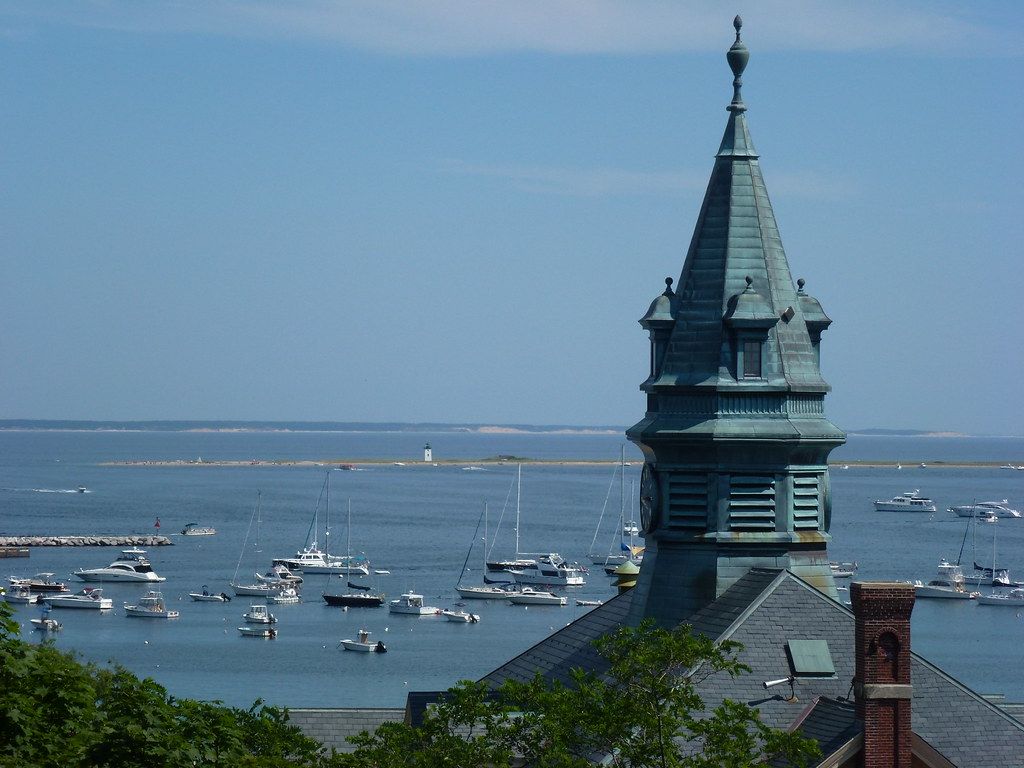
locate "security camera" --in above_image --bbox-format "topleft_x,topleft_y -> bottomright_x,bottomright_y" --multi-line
763,677 -> 794,690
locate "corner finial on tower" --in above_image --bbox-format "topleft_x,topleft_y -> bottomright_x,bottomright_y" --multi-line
663,277 -> 675,295
727,15 -> 749,113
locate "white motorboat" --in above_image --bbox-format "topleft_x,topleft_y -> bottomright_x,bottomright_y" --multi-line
189,586 -> 231,602
243,604 -> 277,624
978,588 -> 1024,606
829,561 -> 858,579
76,486 -> 88,493
181,522 -> 217,536
124,590 -> 179,618
4,583 -> 38,605
510,553 -> 586,587
31,616 -> 63,631
238,625 -> 277,638
340,629 -> 387,652
9,573 -> 69,594
44,587 -> 113,610
508,588 -> 567,606
914,560 -> 979,599
388,592 -> 440,615
575,599 -> 603,607
874,490 -> 936,513
267,588 -> 301,604
73,548 -> 166,583
947,500 -> 1022,519
623,521 -> 640,537
441,609 -> 480,623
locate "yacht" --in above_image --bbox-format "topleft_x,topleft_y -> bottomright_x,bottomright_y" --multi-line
508,588 -> 567,606
388,591 -> 440,615
874,490 -> 936,513
914,560 -> 979,599
272,548 -> 370,576
43,587 -> 113,610
9,573 -> 69,594
73,549 -> 166,582
947,500 -> 1022,519
509,553 -> 586,587
124,591 -> 179,618
829,562 -> 858,579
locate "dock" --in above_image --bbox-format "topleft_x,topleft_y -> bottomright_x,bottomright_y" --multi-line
0,547 -> 30,558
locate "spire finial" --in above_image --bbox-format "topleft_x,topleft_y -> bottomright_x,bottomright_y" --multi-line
726,16 -> 749,113
664,277 -> 674,295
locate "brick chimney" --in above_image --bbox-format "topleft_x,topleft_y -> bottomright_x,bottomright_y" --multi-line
850,582 -> 915,768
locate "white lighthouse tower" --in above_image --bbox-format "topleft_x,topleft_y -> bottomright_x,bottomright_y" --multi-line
423,443 -> 432,463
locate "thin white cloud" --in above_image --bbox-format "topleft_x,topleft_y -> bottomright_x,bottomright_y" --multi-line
439,159 -> 854,199
3,0 -> 1019,56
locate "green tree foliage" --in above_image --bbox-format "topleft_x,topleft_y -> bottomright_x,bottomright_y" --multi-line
0,602 -> 332,768
341,620 -> 820,767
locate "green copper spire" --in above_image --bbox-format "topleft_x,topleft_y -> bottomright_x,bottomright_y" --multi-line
626,21 -> 846,624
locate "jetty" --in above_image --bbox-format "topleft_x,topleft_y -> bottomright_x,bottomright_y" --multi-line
0,536 -> 172,548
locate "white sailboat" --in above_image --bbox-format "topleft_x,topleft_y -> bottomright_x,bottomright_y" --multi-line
231,492 -> 288,598
588,446 -> 642,568
485,465 -> 536,573
456,502 -> 520,600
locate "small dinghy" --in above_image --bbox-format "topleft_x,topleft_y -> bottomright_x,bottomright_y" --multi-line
189,586 -> 231,602
340,628 -> 387,652
441,609 -> 480,623
238,625 -> 277,638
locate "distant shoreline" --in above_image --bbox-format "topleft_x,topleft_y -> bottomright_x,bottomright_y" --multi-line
98,459 -> 1021,469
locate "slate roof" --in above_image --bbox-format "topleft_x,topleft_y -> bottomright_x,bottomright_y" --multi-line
772,697 -> 859,768
478,570 -> 1024,767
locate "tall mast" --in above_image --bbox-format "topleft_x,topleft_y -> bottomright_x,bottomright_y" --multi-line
619,444 -> 625,530
325,472 -> 330,557
515,464 -> 522,558
347,498 -> 352,563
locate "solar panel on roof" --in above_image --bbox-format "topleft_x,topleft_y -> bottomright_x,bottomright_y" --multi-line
786,639 -> 835,677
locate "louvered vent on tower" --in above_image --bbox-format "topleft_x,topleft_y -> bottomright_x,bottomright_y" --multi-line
792,474 -> 821,529
728,475 -> 776,530
667,475 -> 708,531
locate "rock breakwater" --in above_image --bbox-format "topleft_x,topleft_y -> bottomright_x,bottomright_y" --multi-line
0,536 -> 172,547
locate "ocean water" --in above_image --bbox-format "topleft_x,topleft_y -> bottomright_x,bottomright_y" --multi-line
1,430 -> 1023,708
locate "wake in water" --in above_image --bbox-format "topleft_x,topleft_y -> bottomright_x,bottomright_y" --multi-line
0,487 -> 89,494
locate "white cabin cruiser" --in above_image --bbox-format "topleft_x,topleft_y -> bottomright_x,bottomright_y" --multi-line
388,592 -> 440,615
181,523 -> 217,536
44,587 -> 113,610
74,549 -> 165,583
874,490 -> 936,513
455,584 -> 521,600
914,560 -> 979,599
947,500 -> 1022,519
124,591 -> 179,618
272,547 -> 370,576
4,584 -> 38,605
508,588 -> 567,606
509,553 -> 585,587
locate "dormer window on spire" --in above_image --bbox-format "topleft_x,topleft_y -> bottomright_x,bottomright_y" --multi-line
741,340 -> 762,379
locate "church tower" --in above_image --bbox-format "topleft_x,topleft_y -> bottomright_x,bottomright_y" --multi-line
627,18 -> 846,623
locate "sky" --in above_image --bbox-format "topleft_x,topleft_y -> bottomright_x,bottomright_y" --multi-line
1,1 -> 1022,434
